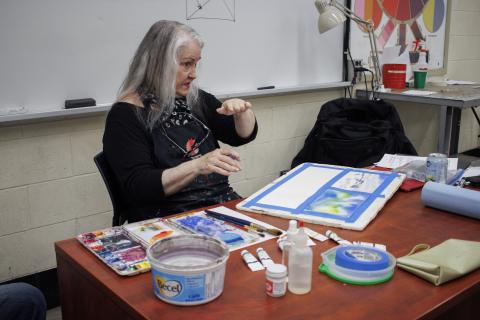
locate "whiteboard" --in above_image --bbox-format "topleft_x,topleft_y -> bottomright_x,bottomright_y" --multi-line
0,0 -> 344,113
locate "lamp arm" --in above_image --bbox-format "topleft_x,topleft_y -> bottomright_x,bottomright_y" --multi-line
366,23 -> 382,89
328,0 -> 383,90
329,0 -> 367,25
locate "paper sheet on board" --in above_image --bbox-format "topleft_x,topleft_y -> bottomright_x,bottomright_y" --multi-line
237,163 -> 405,231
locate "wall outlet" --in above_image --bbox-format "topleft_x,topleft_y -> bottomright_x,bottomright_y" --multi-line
347,59 -> 364,83
353,59 -> 363,67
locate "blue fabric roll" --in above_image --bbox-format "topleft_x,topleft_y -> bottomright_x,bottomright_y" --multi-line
421,182 -> 480,219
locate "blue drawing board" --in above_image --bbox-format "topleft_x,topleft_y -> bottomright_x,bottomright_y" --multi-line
237,163 -> 405,231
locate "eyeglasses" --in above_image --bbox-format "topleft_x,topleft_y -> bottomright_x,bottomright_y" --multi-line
160,112 -> 211,159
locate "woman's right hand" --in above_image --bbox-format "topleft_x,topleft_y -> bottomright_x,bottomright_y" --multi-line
195,148 -> 242,176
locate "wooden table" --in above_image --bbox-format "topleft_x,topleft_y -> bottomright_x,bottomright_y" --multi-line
55,190 -> 480,320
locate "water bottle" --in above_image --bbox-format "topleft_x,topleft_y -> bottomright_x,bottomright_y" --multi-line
287,222 -> 312,294
425,153 -> 448,183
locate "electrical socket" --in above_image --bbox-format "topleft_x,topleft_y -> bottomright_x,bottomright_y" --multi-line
347,59 -> 364,84
353,59 -> 363,67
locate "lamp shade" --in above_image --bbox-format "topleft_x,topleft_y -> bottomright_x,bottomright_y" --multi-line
315,0 -> 347,34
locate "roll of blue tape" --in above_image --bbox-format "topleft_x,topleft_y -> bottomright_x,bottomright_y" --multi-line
335,246 -> 389,271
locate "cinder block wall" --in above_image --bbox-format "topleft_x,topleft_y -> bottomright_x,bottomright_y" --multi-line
1,0 -> 479,282
0,89 -> 342,281
448,0 -> 480,151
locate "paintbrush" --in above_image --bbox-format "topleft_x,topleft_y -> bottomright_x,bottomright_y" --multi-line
204,209 -> 283,236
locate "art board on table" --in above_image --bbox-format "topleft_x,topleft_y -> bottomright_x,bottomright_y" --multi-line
77,206 -> 280,276
237,163 -> 405,231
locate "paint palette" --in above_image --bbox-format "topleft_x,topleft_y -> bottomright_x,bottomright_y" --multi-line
77,227 -> 151,276
77,207 -> 274,276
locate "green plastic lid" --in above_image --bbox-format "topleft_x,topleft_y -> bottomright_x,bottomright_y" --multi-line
319,263 -> 393,286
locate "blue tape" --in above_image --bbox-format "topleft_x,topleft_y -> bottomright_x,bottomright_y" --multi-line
242,163 -> 399,223
335,246 -> 389,271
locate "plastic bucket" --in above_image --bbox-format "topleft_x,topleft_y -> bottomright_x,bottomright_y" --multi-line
382,64 -> 406,89
147,235 -> 229,306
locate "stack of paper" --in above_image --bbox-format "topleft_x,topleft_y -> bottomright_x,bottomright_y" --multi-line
376,154 -> 457,171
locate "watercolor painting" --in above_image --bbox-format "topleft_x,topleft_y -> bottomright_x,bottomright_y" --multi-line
123,219 -> 181,246
305,189 -> 368,219
169,213 -> 258,247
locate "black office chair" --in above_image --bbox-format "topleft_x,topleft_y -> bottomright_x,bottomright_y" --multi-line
94,151 -> 128,226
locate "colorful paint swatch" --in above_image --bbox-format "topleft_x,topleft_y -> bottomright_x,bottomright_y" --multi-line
377,20 -> 395,49
353,0 -> 383,31
423,0 -> 445,33
380,0 -> 427,22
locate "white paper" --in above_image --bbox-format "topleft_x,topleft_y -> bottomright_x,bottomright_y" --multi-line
463,166 -> 480,178
446,80 -> 477,85
376,154 -> 458,171
211,206 -> 283,233
258,166 -> 342,208
332,172 -> 385,193
205,206 -> 284,252
402,90 -> 436,96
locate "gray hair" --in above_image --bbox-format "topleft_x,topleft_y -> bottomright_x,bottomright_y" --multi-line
119,20 -> 204,130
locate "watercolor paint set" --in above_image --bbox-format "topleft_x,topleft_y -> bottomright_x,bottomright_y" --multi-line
77,207 -> 278,276
77,227 -> 151,276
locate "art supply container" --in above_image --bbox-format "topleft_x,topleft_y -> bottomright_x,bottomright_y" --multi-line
265,264 -> 287,297
382,64 -> 406,89
319,245 -> 396,285
425,153 -> 448,183
147,235 -> 229,306
414,70 -> 427,89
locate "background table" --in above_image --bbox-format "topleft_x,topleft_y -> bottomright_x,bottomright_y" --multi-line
55,190 -> 480,320
356,85 -> 480,156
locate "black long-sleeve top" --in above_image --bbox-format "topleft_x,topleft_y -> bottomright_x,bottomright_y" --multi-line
102,90 -> 257,222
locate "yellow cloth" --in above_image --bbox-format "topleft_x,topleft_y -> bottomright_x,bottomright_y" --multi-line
396,239 -> 480,286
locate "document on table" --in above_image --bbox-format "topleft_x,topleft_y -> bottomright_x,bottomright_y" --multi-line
376,154 -> 458,171
445,80 -> 477,85
402,90 -> 436,96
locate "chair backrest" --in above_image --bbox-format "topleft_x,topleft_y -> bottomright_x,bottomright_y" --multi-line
93,151 -> 128,226
292,97 -> 417,168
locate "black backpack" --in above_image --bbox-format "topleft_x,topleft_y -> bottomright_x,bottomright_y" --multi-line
291,98 -> 417,168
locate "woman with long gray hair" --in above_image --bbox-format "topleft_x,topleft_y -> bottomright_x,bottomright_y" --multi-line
102,20 -> 257,222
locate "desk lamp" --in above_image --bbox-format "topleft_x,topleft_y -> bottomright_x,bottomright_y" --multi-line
314,0 -> 383,93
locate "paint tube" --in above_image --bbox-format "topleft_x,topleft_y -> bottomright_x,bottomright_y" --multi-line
241,250 -> 264,271
256,247 -> 274,268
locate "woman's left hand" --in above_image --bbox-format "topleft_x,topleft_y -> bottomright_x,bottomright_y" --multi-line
216,98 -> 252,116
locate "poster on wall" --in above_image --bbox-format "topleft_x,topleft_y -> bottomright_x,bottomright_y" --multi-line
349,0 -> 449,73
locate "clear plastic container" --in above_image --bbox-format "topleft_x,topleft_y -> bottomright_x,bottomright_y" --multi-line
265,264 -> 287,297
287,225 -> 312,294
